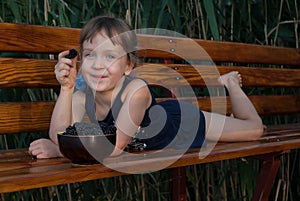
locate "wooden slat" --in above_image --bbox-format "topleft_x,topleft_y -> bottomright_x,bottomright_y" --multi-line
250,95 -> 300,116
0,23 -> 299,66
0,23 -> 80,53
0,95 -> 297,135
0,102 -> 55,134
137,34 -> 300,66
263,123 -> 300,135
0,58 -> 58,88
1,59 -> 299,88
156,95 -> 300,116
0,124 -> 299,193
135,64 -> 300,87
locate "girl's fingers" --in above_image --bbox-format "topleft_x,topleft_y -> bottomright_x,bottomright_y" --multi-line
29,141 -> 41,156
59,50 -> 77,67
60,58 -> 73,67
55,63 -> 71,75
31,149 -> 42,156
58,50 -> 71,60
54,50 -> 78,87
58,69 -> 70,77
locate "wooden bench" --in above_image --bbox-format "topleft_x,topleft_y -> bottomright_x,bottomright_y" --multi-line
0,22 -> 299,201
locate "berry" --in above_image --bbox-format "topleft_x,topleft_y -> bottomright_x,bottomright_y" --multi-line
65,49 -> 78,59
65,125 -> 77,135
63,122 -> 116,136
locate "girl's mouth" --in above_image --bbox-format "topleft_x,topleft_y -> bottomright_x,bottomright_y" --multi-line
92,74 -> 108,80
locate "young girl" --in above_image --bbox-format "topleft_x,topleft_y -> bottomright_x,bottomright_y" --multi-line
29,16 -> 264,158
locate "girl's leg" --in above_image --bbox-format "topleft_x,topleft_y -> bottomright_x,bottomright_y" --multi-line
204,71 -> 263,141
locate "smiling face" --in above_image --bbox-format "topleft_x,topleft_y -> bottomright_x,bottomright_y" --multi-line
81,31 -> 133,92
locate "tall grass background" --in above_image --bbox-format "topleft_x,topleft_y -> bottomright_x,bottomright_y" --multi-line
0,0 -> 299,200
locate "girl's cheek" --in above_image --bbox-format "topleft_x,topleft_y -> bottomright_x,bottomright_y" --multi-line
80,62 -> 90,76
81,60 -> 92,71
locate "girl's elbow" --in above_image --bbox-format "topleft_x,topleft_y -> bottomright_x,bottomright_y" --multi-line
249,121 -> 264,141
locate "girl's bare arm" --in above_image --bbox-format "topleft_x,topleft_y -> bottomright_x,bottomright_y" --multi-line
111,79 -> 151,156
49,50 -> 78,144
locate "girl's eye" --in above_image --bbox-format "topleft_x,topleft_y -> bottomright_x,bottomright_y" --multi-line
85,52 -> 96,58
106,54 -> 116,60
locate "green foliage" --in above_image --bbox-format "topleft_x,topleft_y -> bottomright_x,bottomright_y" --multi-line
203,0 -> 219,40
1,0 -> 298,46
0,0 -> 299,200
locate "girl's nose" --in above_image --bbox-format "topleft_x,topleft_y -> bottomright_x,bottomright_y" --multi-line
93,64 -> 106,69
92,57 -> 106,69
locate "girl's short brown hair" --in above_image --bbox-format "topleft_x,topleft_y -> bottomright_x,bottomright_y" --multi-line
79,16 -> 138,66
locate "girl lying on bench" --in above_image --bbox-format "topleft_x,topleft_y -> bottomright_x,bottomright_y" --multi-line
29,16 -> 263,159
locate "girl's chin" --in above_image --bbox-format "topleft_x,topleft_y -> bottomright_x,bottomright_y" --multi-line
89,85 -> 106,92
86,81 -> 106,91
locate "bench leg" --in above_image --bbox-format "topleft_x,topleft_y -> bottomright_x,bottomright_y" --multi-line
250,152 -> 285,201
172,166 -> 187,201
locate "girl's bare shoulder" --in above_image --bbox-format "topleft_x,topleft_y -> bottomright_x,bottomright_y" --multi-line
124,78 -> 149,95
121,77 -> 151,104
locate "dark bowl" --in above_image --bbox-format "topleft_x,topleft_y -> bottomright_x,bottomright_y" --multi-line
58,132 -> 116,165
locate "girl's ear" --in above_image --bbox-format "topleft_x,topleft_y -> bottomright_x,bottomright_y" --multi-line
124,61 -> 134,75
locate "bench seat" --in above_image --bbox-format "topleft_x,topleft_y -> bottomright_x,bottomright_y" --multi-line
0,124 -> 299,193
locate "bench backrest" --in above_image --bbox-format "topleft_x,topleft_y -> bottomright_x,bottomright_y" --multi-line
0,23 -> 299,137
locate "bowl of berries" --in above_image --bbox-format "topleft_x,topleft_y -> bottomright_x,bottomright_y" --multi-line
57,122 -> 116,165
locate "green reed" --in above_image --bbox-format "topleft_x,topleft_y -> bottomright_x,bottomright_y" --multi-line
0,0 -> 299,200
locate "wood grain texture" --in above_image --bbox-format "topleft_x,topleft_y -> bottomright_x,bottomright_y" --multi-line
0,58 -> 58,88
0,95 -> 298,135
1,59 -> 299,88
0,23 -> 80,53
0,102 -> 55,134
0,124 -> 299,193
138,34 -> 300,66
156,95 -> 300,116
135,64 -> 300,87
0,23 -> 299,66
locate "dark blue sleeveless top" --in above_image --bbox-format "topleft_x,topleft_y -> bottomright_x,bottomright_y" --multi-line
85,76 -> 206,150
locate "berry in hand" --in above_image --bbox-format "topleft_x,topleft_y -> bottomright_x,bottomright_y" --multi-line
65,49 -> 78,59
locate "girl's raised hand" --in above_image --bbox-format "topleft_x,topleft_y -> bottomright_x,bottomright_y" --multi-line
54,49 -> 78,90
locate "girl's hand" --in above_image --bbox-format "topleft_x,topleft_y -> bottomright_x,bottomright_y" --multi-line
54,50 -> 78,90
29,139 -> 63,159
110,147 -> 124,157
